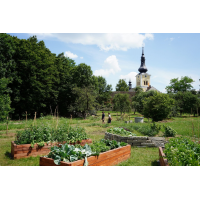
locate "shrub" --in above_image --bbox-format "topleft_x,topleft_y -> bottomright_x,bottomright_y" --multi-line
143,92 -> 174,122
163,125 -> 176,137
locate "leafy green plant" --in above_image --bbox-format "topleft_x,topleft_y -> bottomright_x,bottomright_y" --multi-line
150,122 -> 161,133
15,124 -> 88,146
45,139 -> 128,165
128,124 -> 158,137
107,127 -> 136,137
164,137 -> 200,166
163,125 -> 176,137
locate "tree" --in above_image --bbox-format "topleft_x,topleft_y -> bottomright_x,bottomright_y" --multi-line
70,86 -> 98,119
166,76 -> 194,93
0,33 -> 15,120
132,86 -> 143,114
143,92 -> 174,122
132,90 -> 156,114
56,53 -> 76,116
112,93 -> 131,115
9,35 -> 60,118
0,78 -> 12,121
95,76 -> 112,107
170,91 -> 200,116
115,79 -> 129,91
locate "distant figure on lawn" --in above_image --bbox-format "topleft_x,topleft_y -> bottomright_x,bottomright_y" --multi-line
102,112 -> 105,124
108,113 -> 112,124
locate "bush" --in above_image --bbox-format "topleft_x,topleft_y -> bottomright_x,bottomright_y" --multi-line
163,125 -> 176,137
143,92 -> 174,121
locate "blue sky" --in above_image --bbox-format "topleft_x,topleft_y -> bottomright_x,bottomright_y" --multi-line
8,33 -> 200,93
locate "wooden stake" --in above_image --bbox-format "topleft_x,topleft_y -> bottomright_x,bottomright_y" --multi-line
35,112 -> 37,126
6,116 -> 8,135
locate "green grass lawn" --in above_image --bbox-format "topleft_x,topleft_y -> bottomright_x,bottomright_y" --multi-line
0,111 -> 199,166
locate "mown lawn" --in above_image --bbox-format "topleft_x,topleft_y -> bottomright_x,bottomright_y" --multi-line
0,111 -> 199,166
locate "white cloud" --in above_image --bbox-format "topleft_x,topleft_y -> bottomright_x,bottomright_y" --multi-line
64,51 -> 78,59
94,55 -> 121,77
31,33 -> 154,51
170,38 -> 174,41
120,72 -> 138,83
80,57 -> 83,59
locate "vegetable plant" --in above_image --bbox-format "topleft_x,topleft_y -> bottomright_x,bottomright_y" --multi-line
45,139 -> 128,165
15,124 -> 88,147
164,137 -> 200,166
163,125 -> 176,137
107,127 -> 136,136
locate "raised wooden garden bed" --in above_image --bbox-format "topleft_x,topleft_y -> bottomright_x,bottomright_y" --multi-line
40,144 -> 131,166
11,139 -> 92,159
159,147 -> 169,166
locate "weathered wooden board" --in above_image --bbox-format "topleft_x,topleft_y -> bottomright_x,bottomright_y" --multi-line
40,145 -> 131,166
11,139 -> 92,159
159,147 -> 169,166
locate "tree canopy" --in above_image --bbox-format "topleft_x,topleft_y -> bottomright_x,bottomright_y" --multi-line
115,79 -> 129,91
0,34 -> 114,119
166,76 -> 194,93
143,92 -> 174,121
112,93 -> 131,114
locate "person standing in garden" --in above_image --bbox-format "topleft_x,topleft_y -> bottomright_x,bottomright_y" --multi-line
108,113 -> 112,123
102,112 -> 105,124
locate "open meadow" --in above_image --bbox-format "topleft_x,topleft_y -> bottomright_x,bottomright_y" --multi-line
0,111 -> 199,166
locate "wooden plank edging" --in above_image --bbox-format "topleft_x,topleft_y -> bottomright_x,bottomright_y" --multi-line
40,145 -> 131,166
159,147 -> 169,166
11,139 -> 92,159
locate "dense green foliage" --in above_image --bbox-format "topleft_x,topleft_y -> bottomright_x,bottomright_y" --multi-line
113,93 -> 131,114
165,76 -> 194,93
164,137 -> 200,166
0,78 -> 12,121
0,34 -> 15,121
163,125 -> 176,137
0,34 -> 112,119
107,127 -> 136,136
132,90 -> 156,114
115,79 -> 129,91
69,86 -> 98,119
169,91 -> 200,116
143,92 -> 174,121
15,124 -> 88,146
45,139 -> 128,165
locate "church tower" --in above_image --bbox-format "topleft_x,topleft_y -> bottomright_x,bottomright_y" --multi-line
135,47 -> 151,91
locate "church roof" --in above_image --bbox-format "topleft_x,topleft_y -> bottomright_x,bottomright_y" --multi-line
146,85 -> 160,92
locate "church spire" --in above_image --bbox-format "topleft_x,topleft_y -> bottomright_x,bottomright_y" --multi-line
138,47 -> 148,73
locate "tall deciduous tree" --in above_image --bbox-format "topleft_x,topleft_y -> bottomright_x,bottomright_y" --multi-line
10,35 -> 59,118
0,33 -> 15,120
69,86 -> 98,119
115,79 -> 129,91
132,90 -> 156,114
166,76 -> 194,93
113,93 -> 131,114
95,76 -> 112,107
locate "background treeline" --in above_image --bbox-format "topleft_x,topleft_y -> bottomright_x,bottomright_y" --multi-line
113,77 -> 200,122
0,33 -> 112,120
